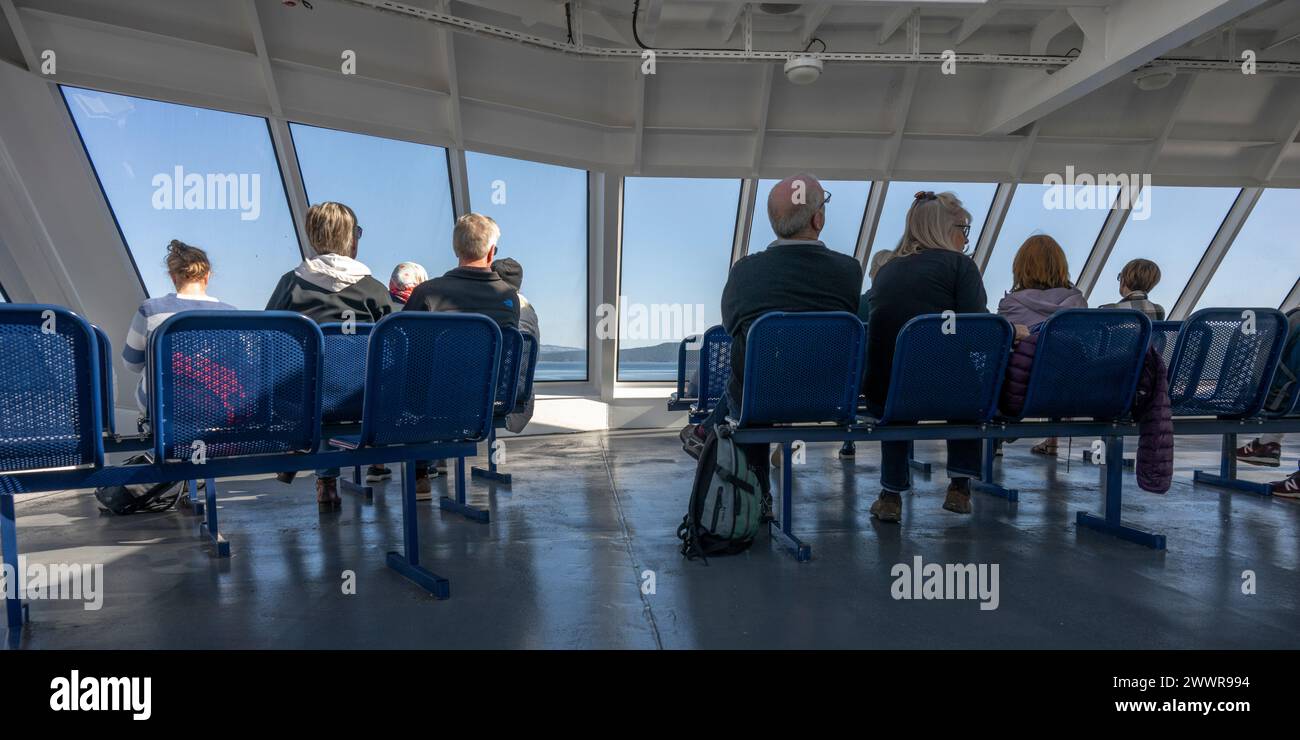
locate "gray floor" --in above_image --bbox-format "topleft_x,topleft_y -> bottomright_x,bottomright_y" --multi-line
5,430 -> 1299,649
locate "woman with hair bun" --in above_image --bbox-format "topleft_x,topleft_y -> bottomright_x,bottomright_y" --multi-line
121,240 -> 236,418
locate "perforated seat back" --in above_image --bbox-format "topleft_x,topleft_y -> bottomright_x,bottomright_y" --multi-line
1017,309 -> 1151,421
878,314 -> 1013,424
516,333 -> 539,411
696,325 -> 732,415
737,312 -> 864,427
320,323 -> 373,425
92,324 -> 116,435
1167,308 -> 1288,418
0,305 -> 104,473
150,311 -> 323,461
1151,321 -> 1181,378
360,313 -> 500,447
492,329 -> 524,417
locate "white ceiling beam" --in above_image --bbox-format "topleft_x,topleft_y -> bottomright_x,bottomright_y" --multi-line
718,3 -> 746,43
801,3 -> 831,47
950,2 -> 999,47
640,0 -> 663,46
1029,7 -> 1075,55
242,0 -> 282,117
1256,86 -> 1300,182
884,65 -> 920,177
981,0 -> 1270,135
434,0 -> 463,149
878,6 -> 913,46
0,0 -> 40,72
631,63 -> 645,173
751,63 -> 774,174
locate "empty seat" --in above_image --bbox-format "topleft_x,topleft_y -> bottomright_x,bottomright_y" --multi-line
876,313 -> 1014,424
1167,308 -> 1288,418
1014,308 -> 1151,421
0,305 -> 104,473
736,312 -> 864,427
148,310 -> 324,461
695,325 -> 731,417
320,323 -> 373,425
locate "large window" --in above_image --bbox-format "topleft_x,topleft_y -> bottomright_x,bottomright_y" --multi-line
62,87 -> 300,310
619,177 -> 741,381
1094,187 -> 1238,312
869,181 -> 996,289
1196,188 -> 1300,311
983,183 -> 1111,307
291,123 -> 456,283
747,179 -> 870,257
466,152 -> 588,381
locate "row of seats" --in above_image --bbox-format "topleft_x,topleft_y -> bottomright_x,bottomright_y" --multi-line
673,307 -> 1299,424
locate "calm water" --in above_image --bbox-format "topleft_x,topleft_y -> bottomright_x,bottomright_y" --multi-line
533,361 -> 678,382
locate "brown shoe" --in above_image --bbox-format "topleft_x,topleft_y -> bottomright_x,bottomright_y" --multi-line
870,491 -> 902,523
316,477 -> 341,512
415,474 -> 433,501
943,481 -> 972,514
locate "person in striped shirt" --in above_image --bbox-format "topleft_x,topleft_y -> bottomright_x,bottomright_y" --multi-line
121,240 -> 235,417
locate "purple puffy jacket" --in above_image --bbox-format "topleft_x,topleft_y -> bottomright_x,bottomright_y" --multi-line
999,335 -> 1173,494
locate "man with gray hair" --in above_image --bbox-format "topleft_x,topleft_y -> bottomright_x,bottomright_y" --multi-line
404,212 -> 519,329
681,174 -> 862,490
402,212 -> 520,497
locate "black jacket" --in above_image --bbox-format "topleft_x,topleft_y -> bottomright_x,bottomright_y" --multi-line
403,267 -> 520,330
720,240 -> 863,409
865,248 -> 988,408
266,261 -> 393,325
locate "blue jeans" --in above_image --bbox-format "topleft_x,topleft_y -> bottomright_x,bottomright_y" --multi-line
879,440 -> 980,493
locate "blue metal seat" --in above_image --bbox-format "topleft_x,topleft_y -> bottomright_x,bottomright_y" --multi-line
1151,320 -> 1181,378
331,312 -> 500,598
320,323 -> 373,425
0,304 -> 105,632
1014,309 -> 1151,422
91,325 -> 116,436
736,312 -> 864,428
515,333 -> 539,414
1167,308 -> 1287,419
149,310 -> 323,557
150,311 -> 324,463
692,325 -> 731,422
1167,308 -> 1289,497
0,305 -> 105,474
876,314 -> 1013,424
469,328 -> 530,488
320,323 -> 375,498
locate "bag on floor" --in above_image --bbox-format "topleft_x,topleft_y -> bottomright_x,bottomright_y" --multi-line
677,425 -> 763,561
94,454 -> 184,515
1264,313 -> 1300,414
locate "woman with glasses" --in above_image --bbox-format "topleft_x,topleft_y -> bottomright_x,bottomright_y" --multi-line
864,191 -> 988,523
265,201 -> 394,511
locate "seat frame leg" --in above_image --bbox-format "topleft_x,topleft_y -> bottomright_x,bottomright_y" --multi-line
338,464 -> 376,500
907,440 -> 932,475
971,438 -> 1019,501
1193,433 -> 1272,496
1075,435 -> 1166,549
198,477 -> 230,558
439,455 -> 490,523
179,478 -> 205,516
1,494 -> 30,636
769,442 -> 811,562
471,426 -> 512,485
387,460 -> 450,599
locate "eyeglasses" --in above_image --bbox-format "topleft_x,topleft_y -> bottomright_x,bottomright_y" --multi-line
821,190 -> 832,208
353,225 -> 363,241
954,223 -> 971,237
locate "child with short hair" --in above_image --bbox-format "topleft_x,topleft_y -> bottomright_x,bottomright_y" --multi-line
1101,258 -> 1165,320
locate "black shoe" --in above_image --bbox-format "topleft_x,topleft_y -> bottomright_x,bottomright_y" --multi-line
276,471 -> 297,485
838,441 -> 856,459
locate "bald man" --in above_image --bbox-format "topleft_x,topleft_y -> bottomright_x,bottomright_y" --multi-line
684,174 -> 862,493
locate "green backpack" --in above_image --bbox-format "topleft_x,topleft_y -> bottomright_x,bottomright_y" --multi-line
677,425 -> 765,561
